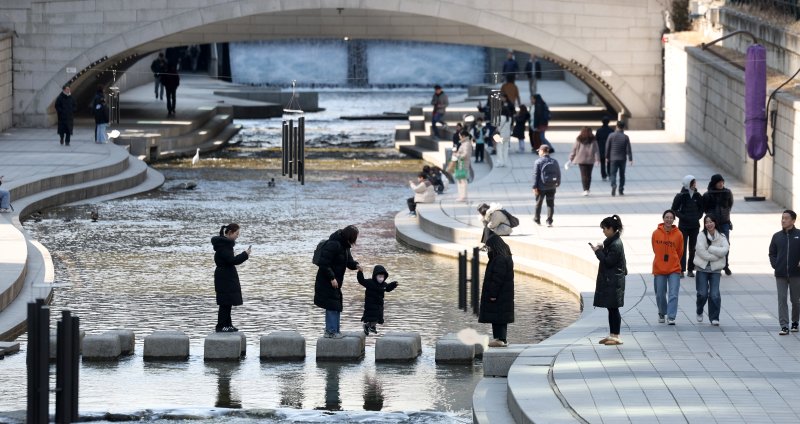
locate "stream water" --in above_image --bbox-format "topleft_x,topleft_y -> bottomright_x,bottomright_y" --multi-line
0,90 -> 580,423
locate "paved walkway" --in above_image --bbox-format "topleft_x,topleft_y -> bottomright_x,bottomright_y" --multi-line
407,130 -> 796,423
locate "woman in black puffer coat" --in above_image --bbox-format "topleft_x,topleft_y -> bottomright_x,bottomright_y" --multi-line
211,223 -> 250,332
479,234 -> 515,347
314,225 -> 360,338
591,214 -> 627,346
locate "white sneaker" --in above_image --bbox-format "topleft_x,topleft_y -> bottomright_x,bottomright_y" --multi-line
658,316 -> 665,324
667,319 -> 676,325
697,314 -> 703,323
582,190 -> 589,196
0,208 -> 9,213
711,320 -> 719,326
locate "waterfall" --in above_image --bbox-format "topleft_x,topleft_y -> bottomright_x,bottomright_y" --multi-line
230,39 -> 349,85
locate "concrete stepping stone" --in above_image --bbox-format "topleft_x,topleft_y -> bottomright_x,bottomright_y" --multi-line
441,331 -> 489,358
375,332 -> 422,362
260,330 -> 305,360
435,338 -> 475,364
383,331 -> 422,355
104,329 -> 135,355
143,330 -> 190,360
82,333 -> 122,361
316,331 -> 365,361
49,330 -> 86,360
204,332 -> 246,361
0,341 -> 20,358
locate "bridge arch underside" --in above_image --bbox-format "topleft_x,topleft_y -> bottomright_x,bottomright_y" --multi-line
28,7 -> 662,129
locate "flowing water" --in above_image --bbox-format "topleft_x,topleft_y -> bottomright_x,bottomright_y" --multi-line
0,90 -> 580,423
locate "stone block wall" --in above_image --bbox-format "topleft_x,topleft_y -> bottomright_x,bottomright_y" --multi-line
0,31 -> 12,131
718,8 -> 800,79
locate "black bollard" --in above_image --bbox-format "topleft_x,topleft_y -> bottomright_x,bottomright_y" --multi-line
297,117 -> 305,185
26,299 -> 49,424
56,310 -> 80,423
281,121 -> 288,176
458,250 -> 467,311
288,119 -> 295,179
471,246 -> 480,315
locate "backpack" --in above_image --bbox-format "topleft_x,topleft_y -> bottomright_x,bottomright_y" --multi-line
311,239 -> 329,265
500,209 -> 520,228
539,157 -> 561,190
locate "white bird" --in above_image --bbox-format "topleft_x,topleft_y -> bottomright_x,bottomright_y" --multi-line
191,148 -> 200,166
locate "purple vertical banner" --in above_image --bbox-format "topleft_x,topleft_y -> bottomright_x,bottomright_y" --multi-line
745,44 -> 767,160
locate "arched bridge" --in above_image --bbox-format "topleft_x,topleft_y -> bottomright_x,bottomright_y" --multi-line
1,0 -> 667,129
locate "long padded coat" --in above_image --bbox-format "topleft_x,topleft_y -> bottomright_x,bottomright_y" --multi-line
593,232 -> 627,309
478,238 -> 515,324
212,235 -> 249,306
358,265 -> 398,324
314,230 -> 359,312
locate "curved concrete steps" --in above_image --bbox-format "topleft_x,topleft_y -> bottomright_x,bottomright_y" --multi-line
0,239 -> 54,340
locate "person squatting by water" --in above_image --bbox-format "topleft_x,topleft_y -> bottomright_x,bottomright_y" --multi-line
478,202 -> 513,244
479,233 -> 515,348
314,225 -> 360,338
769,210 -> 800,336
357,265 -> 398,336
652,210 -> 684,325
694,214 -> 729,326
212,223 -> 251,332
406,172 -> 435,217
671,175 -> 704,278
592,215 -> 627,346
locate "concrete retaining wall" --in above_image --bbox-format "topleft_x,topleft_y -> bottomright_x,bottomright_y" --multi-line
718,8 -> 800,79
0,31 -> 12,131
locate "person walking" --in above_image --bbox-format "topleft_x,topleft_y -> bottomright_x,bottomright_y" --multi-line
524,54 -> 540,100
406,172 -> 435,216
702,174 -> 734,275
314,225 -> 361,338
501,50 -> 519,83
532,145 -> 560,227
501,78 -> 520,108
768,210 -> 800,335
651,210 -> 684,325
594,116 -> 613,181
531,94 -> 553,153
0,175 -> 11,213
694,215 -> 729,326
671,175 -> 704,277
591,214 -> 627,345
55,85 -> 76,146
211,223 -> 251,332
150,52 -> 166,100
161,65 -> 180,116
512,105 -> 530,153
357,264 -> 398,336
451,130 -> 474,202
605,121 -> 632,196
478,233 -> 515,348
568,127 -> 600,196
430,85 -> 449,140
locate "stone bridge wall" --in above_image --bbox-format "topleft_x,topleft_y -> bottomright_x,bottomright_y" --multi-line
0,31 -> 11,131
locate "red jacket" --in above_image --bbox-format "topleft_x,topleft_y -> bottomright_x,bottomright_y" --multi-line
651,223 -> 683,275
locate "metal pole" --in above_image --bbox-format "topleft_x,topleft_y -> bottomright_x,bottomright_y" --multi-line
27,299 -> 49,424
299,117 -> 305,185
471,246 -> 480,315
56,310 -> 80,423
294,117 -> 302,183
458,251 -> 466,311
288,120 -> 294,179
281,122 -> 288,176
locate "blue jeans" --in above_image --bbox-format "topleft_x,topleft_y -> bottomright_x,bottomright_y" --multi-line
609,160 -> 627,192
325,309 -> 341,334
654,273 -> 680,319
696,271 -> 721,321
431,112 -> 445,138
0,190 -> 9,209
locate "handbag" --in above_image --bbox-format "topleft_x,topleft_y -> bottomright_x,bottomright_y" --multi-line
453,159 -> 468,180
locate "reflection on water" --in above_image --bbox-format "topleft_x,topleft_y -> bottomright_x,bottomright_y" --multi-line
0,90 -> 580,422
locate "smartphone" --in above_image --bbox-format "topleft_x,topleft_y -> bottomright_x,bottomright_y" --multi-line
587,242 -> 593,247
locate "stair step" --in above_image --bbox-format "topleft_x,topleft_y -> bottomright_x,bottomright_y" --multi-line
0,239 -> 54,341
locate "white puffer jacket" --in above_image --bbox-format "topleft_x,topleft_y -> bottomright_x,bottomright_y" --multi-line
483,202 -> 512,236
693,230 -> 729,271
410,179 -> 435,203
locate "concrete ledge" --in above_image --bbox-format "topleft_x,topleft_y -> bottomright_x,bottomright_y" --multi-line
316,331 -> 365,361
143,330 -> 190,360
0,341 -> 20,357
375,335 -> 420,362
81,333 -> 122,361
204,332 -> 245,361
483,345 -> 530,377
105,329 -> 135,355
472,377 -> 515,424
260,330 -> 305,360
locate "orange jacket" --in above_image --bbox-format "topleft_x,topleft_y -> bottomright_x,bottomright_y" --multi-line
651,223 -> 684,275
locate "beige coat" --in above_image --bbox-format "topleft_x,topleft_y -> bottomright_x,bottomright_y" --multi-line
410,179 -> 436,203
569,140 -> 600,165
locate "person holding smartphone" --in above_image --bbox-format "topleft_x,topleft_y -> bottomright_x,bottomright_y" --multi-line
651,210 -> 684,325
591,214 -> 627,345
211,223 -> 251,332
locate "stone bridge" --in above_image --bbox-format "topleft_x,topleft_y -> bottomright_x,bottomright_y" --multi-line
0,0 -> 667,129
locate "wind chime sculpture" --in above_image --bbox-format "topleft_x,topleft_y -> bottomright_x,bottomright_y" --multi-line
282,80 -> 305,185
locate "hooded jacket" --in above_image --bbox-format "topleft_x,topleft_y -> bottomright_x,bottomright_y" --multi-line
483,203 -> 513,236
478,234 -> 515,324
671,175 -> 703,229
694,229 -> 729,272
211,235 -> 249,306
357,265 -> 398,324
769,226 -> 800,277
651,223 -> 684,275
593,231 -> 627,309
314,230 -> 359,311
702,174 -> 734,225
